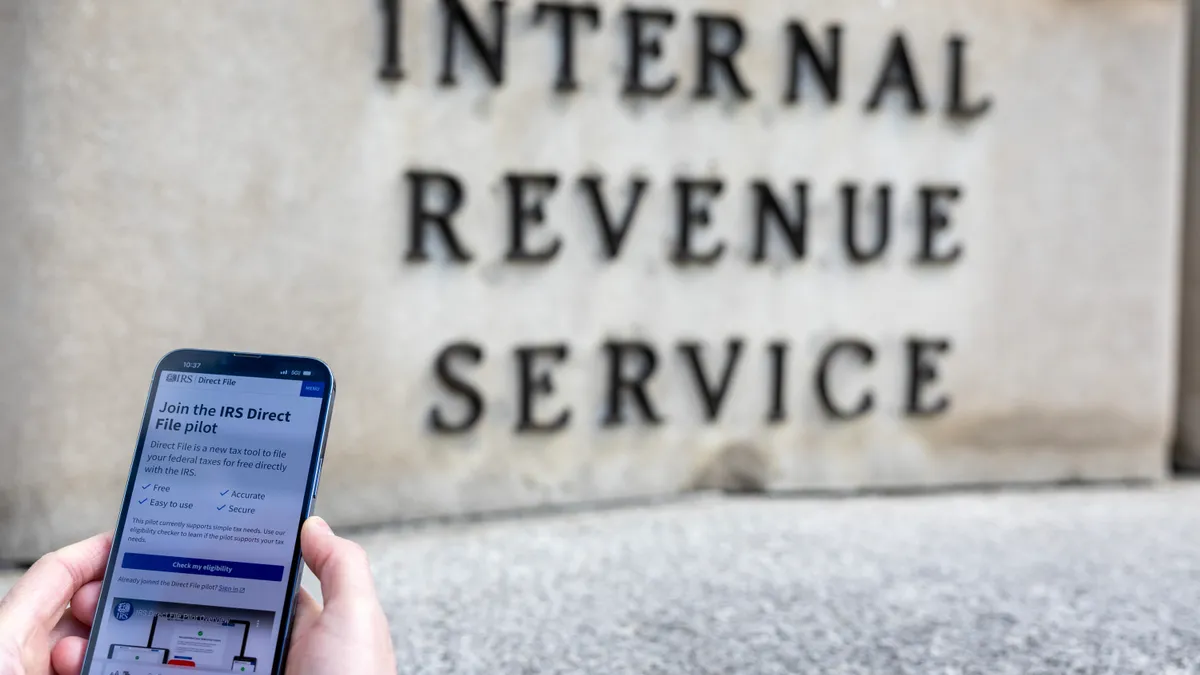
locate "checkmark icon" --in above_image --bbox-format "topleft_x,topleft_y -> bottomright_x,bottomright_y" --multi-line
217,505 -> 226,511
220,489 -> 229,496
141,483 -> 152,489
138,498 -> 148,505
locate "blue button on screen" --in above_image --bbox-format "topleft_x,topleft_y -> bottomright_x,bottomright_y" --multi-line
300,381 -> 324,398
122,553 -> 285,582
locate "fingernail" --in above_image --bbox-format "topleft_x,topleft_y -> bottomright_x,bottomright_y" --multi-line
309,516 -> 333,536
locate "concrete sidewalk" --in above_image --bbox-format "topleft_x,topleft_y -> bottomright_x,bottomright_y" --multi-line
5,484 -> 1200,673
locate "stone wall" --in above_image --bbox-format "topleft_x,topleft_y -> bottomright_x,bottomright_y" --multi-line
0,0 -> 1185,559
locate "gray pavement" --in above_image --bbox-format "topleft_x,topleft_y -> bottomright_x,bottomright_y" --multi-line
365,484 -> 1200,675
5,484 -> 1200,673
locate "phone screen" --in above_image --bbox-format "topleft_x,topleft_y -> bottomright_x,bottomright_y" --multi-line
82,350 -> 334,675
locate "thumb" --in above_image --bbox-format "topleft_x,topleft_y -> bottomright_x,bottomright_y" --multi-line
300,517 -> 377,611
0,532 -> 111,638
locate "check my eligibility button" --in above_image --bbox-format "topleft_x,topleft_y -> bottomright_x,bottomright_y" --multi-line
122,553 -> 284,582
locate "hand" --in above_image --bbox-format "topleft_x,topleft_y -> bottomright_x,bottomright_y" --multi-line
286,517 -> 397,674
0,532 -> 113,675
0,520 -> 394,675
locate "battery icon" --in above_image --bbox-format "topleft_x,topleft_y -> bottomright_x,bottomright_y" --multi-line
302,370 -> 311,376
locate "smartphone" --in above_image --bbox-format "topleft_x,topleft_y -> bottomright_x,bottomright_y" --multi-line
80,349 -> 335,675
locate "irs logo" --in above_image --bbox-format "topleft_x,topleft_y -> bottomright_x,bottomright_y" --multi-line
165,373 -> 179,383
112,600 -> 134,621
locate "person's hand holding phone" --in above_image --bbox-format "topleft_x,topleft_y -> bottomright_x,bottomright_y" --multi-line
0,519 -> 395,675
286,517 -> 397,674
0,532 -> 112,675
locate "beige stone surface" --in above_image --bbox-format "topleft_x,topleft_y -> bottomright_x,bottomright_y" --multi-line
0,0 -> 1185,558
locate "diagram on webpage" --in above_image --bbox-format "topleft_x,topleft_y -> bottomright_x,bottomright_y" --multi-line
97,598 -> 272,673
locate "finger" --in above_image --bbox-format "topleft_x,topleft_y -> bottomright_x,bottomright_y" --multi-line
290,587 -> 322,640
50,635 -> 87,675
0,532 -> 112,636
300,517 -> 378,608
49,611 -> 89,643
70,580 -> 103,627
